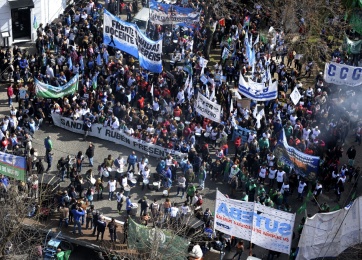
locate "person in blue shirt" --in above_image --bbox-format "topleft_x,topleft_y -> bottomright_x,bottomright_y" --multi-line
127,151 -> 138,172
126,195 -> 133,216
71,206 -> 85,235
0,174 -> 9,189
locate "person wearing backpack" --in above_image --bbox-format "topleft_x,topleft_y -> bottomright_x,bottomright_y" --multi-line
150,199 -> 160,218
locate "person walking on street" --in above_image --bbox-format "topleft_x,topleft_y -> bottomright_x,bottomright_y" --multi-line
57,157 -> 67,181
45,152 -> 53,172
116,191 -> 124,214
126,195 -> 133,216
44,136 -> 52,156
127,151 -> 138,172
108,218 -> 118,242
108,177 -> 117,201
7,84 -> 13,107
86,142 -> 95,167
85,205 -> 95,230
186,184 -> 196,205
176,174 -> 186,198
96,217 -> 107,241
138,196 -> 149,217
232,241 -> 244,260
346,145 -> 356,167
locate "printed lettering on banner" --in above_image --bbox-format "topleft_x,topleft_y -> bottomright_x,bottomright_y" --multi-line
195,93 -> 222,123
103,10 -> 162,73
52,114 -> 186,159
232,126 -> 257,143
251,203 -> 295,254
214,190 -> 295,255
324,62 -> 362,87
238,73 -> 278,101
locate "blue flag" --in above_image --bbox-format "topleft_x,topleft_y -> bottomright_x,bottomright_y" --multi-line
96,53 -> 102,66
68,56 -> 73,70
67,15 -> 71,26
33,16 -> 38,29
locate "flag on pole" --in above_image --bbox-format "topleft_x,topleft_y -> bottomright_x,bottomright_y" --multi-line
222,48 -> 230,61
306,190 -> 313,199
33,16 -> 38,29
185,75 -> 190,89
205,85 -> 210,98
150,84 -> 154,98
67,15 -> 72,26
68,56 -> 73,70
297,203 -> 307,214
230,98 -> 234,113
92,74 -> 98,90
243,16 -> 250,28
331,205 -> 340,211
187,76 -> 193,99
253,34 -> 260,46
210,86 -> 215,100
96,53 -> 102,66
219,18 -> 225,27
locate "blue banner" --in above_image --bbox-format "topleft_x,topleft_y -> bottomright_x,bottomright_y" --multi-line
232,125 -> 257,144
149,0 -> 200,26
103,10 -> 162,73
274,130 -> 320,179
238,73 -> 278,101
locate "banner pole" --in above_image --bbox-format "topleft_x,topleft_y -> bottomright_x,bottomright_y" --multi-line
213,187 -> 218,233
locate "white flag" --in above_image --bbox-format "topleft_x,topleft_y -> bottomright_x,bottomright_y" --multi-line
187,76 -> 193,100
230,98 -> 234,113
205,85 -> 210,98
210,86 -> 215,100
253,34 -> 259,46
290,87 -> 302,105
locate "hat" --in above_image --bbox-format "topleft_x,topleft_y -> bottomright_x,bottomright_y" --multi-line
143,196 -> 147,200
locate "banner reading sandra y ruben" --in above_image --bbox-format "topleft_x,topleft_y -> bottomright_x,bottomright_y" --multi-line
103,9 -> 162,73
34,74 -> 79,98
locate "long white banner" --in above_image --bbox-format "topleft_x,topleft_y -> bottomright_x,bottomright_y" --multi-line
195,93 -> 221,123
238,73 -> 278,101
324,61 -> 362,87
297,197 -> 362,260
51,114 -> 186,159
214,190 -> 295,254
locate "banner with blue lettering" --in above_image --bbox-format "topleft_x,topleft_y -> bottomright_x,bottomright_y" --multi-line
149,0 -> 200,26
324,61 -> 362,87
238,73 -> 278,101
103,10 -> 162,73
274,130 -> 320,179
232,125 -> 257,143
214,190 -> 295,254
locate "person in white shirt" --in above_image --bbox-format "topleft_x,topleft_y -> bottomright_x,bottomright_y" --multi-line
141,166 -> 150,191
268,166 -> 277,187
259,165 -> 267,184
313,181 -> 323,202
180,202 -> 190,217
276,169 -> 285,189
116,191 -> 124,213
297,180 -> 307,201
111,116 -> 119,129
280,181 -> 290,204
108,178 -> 117,201
267,152 -> 275,167
302,127 -> 311,141
170,203 -> 179,218
189,243 -> 203,259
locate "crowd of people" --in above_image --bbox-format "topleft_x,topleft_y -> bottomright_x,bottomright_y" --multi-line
0,0 -> 361,259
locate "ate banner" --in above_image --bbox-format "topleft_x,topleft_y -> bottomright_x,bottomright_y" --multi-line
103,10 -> 163,73
274,130 -> 320,179
34,74 -> 79,98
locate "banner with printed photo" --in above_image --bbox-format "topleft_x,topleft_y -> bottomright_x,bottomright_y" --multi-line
103,10 -> 162,73
34,74 -> 79,99
324,61 -> 362,87
195,93 -> 222,123
214,190 -> 295,254
274,130 -> 320,179
238,73 -> 278,101
51,114 -> 186,159
0,152 -> 26,181
149,0 -> 200,26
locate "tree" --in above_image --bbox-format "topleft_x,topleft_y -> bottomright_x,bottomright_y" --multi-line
0,176 -> 56,259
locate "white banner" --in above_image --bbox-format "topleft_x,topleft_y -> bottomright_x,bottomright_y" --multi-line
297,197 -> 362,260
290,87 -> 301,105
214,190 -> 295,254
238,73 -> 278,101
324,61 -> 362,87
195,93 -> 221,123
51,114 -> 186,159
